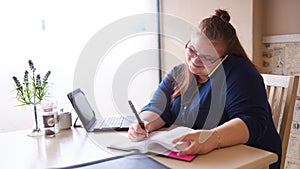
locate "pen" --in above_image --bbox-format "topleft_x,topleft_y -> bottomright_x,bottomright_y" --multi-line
128,100 -> 145,130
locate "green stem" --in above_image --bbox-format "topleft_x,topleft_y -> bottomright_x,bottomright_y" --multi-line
33,104 -> 39,131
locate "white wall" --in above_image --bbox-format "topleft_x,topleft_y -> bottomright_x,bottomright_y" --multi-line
0,0 -> 159,132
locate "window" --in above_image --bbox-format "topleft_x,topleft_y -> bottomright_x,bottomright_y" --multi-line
0,0 -> 159,132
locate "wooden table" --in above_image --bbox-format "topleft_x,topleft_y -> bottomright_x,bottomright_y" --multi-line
0,127 -> 278,169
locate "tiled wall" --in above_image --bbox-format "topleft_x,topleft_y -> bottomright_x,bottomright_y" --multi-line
262,34 -> 300,169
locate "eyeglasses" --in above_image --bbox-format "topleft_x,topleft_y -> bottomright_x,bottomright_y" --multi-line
185,40 -> 220,64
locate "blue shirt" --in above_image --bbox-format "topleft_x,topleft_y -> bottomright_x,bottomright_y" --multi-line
141,55 -> 281,169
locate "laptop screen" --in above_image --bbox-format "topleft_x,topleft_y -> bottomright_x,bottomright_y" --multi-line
68,89 -> 96,130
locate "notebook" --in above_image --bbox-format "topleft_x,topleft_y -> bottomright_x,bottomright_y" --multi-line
108,126 -> 198,162
67,88 -> 134,132
50,152 -> 171,169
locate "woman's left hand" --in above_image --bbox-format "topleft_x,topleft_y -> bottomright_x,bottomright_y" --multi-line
172,130 -> 218,155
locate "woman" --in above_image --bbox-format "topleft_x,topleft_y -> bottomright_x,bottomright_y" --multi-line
128,9 -> 281,169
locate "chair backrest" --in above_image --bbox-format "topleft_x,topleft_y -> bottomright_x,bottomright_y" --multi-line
261,73 -> 299,169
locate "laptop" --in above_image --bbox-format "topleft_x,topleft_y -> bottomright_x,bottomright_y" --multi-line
67,88 -> 134,132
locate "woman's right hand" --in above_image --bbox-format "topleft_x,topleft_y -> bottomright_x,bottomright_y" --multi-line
128,121 -> 151,142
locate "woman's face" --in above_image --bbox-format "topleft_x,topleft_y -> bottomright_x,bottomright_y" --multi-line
185,35 -> 224,77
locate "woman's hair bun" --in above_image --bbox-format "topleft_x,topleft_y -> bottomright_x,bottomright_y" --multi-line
214,9 -> 230,23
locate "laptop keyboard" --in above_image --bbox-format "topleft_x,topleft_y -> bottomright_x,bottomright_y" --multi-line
96,116 -> 123,128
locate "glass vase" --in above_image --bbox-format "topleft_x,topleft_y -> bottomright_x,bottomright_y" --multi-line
27,104 -> 43,137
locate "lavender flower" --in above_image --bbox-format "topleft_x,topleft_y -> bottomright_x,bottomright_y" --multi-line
24,70 -> 28,80
42,71 -> 51,87
12,76 -> 26,104
12,76 -> 22,89
36,74 -> 41,86
28,60 -> 36,72
24,70 -> 29,85
12,60 -> 51,105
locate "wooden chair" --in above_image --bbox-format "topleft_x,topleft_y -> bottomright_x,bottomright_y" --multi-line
261,73 -> 299,169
